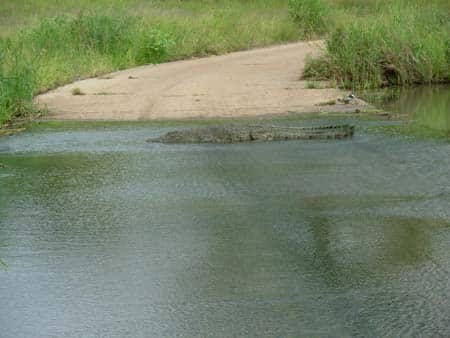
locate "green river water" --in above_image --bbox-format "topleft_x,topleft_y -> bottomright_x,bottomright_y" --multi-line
0,87 -> 449,337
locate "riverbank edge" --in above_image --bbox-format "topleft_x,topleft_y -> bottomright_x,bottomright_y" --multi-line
0,108 -> 390,138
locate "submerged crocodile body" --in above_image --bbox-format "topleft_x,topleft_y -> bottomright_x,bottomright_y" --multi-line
149,124 -> 355,144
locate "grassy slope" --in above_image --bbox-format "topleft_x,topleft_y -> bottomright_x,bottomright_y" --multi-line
0,0 -> 300,125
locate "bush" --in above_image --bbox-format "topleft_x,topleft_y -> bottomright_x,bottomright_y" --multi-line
132,25 -> 172,64
288,0 -> 328,36
304,1 -> 450,88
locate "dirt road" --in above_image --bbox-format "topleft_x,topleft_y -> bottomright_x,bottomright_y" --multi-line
36,41 -> 367,120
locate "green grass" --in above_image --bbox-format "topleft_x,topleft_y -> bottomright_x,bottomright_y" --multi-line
0,0 -> 301,125
299,0 -> 450,89
288,0 -> 328,37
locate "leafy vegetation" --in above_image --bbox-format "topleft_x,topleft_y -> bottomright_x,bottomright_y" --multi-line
0,0 -> 300,125
300,0 -> 450,89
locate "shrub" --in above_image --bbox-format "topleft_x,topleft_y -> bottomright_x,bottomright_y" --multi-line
132,25 -> 172,64
304,0 -> 450,88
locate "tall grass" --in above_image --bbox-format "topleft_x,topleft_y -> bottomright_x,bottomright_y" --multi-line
302,0 -> 450,89
0,40 -> 36,125
288,0 -> 328,36
0,0 -> 300,125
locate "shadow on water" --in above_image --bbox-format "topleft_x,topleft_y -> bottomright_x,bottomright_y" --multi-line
275,192 -> 449,288
189,144 -> 450,335
306,207 -> 445,287
190,144 -> 450,286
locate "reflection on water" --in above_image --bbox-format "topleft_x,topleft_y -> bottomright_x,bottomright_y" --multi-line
0,245 -> 6,268
0,119 -> 449,337
365,85 -> 450,135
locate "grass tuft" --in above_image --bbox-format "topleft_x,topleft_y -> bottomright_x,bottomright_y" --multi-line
71,87 -> 85,96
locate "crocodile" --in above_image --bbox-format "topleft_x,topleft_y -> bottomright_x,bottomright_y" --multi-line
148,124 -> 355,144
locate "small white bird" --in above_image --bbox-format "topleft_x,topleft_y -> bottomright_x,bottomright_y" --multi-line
344,93 -> 356,104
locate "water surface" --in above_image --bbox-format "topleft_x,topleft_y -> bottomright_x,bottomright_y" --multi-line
0,117 -> 449,337
364,85 -> 450,137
